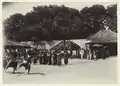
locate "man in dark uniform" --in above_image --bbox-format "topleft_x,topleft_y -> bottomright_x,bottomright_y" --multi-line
48,52 -> 52,65
57,52 -> 62,66
39,52 -> 43,64
105,48 -> 110,58
102,46 -> 109,60
64,51 -> 69,65
53,53 -> 57,65
70,49 -> 73,59
43,52 -> 47,64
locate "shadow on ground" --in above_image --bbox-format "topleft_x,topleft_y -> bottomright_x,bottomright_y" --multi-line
5,71 -> 46,75
28,72 -> 45,75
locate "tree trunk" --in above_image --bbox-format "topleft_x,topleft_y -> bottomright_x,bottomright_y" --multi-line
63,40 -> 66,53
18,49 -> 20,58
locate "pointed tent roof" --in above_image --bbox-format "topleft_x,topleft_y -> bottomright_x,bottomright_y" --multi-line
50,40 -> 80,51
4,39 -> 31,48
86,30 -> 117,43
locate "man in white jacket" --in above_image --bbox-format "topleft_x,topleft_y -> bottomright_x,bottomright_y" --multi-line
80,48 -> 85,60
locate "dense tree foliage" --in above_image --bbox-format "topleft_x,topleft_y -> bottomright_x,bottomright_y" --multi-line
3,4 -> 117,41
3,13 -> 25,40
106,4 -> 117,32
80,5 -> 107,37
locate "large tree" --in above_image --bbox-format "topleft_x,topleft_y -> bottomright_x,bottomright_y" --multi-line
3,4 -> 117,42
80,4 -> 117,38
105,4 -> 117,32
80,4 -> 107,37
3,13 -> 25,40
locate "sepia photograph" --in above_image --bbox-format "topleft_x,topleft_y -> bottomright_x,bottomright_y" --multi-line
2,2 -> 117,84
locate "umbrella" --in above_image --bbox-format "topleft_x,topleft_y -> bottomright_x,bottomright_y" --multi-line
92,44 -> 103,47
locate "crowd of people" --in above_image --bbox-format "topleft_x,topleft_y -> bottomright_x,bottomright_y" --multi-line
3,48 -> 69,69
33,50 -> 69,66
78,45 -> 110,60
3,45 -> 110,74
4,45 -> 110,67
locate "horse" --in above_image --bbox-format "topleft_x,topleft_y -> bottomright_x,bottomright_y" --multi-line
3,59 -> 8,69
5,59 -> 18,73
16,56 -> 32,74
5,55 -> 33,74
16,61 -> 31,74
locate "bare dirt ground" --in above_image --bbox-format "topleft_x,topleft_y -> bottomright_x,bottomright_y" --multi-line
3,56 -> 117,84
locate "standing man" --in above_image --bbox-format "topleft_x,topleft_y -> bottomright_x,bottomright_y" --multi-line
39,52 -> 43,64
48,51 -> 52,65
70,49 -> 73,59
102,46 -> 106,60
64,51 -> 69,65
87,49 -> 92,60
93,50 -> 97,60
53,53 -> 57,65
57,51 -> 62,66
105,48 -> 110,58
43,52 -> 47,64
80,48 -> 85,60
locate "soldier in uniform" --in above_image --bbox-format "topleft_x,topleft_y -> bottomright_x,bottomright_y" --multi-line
48,52 -> 52,65
39,52 -> 43,64
57,52 -> 62,66
53,53 -> 57,65
43,52 -> 47,64
64,51 -> 69,65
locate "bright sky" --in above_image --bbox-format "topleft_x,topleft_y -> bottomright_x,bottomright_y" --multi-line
2,2 -> 116,20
